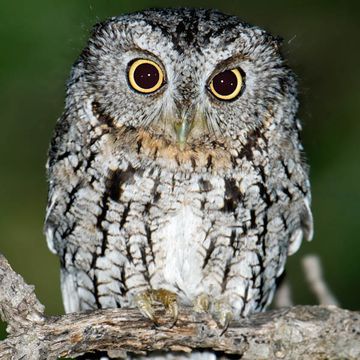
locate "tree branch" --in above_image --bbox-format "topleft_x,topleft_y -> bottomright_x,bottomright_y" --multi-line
302,254 -> 340,306
0,253 -> 359,360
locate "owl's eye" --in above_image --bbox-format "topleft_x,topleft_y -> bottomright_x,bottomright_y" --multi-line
128,59 -> 164,94
209,69 -> 243,101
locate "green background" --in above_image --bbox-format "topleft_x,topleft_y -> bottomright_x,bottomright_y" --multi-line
0,0 -> 359,344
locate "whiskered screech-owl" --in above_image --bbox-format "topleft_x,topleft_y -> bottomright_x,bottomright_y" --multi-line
45,8 -> 313,359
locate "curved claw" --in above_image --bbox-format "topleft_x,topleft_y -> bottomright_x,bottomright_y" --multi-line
167,300 -> 178,328
211,299 -> 233,335
218,311 -> 232,336
134,291 -> 159,326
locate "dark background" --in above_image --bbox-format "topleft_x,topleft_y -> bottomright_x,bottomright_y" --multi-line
1,0 -> 359,343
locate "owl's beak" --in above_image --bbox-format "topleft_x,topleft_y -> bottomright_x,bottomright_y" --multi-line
173,106 -> 201,150
174,118 -> 192,150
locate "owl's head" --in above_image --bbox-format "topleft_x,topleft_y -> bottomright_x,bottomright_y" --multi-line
69,8 -> 297,166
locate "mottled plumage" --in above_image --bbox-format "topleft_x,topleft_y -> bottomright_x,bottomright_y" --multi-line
45,8 -> 313,359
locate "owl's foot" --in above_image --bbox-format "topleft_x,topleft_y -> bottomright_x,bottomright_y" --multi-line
194,293 -> 233,333
134,288 -> 178,327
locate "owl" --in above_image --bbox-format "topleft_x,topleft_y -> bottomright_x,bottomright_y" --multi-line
45,8 -> 313,359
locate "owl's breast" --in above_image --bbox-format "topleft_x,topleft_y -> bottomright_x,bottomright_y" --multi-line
115,147 -> 302,307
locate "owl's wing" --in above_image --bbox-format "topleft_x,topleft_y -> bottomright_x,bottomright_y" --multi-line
288,196 -> 314,256
44,108 -> 89,313
44,110 -> 73,255
44,172 -> 83,313
44,186 -> 59,255
45,60 -> 87,254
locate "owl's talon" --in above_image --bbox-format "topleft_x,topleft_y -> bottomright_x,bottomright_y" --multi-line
211,299 -> 233,334
135,288 -> 178,326
134,291 -> 158,325
167,301 -> 178,327
218,312 -> 232,336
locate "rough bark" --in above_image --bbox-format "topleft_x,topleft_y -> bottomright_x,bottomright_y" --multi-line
0,253 -> 359,360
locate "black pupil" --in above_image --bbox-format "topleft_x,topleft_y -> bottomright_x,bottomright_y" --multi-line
212,70 -> 238,96
133,62 -> 160,89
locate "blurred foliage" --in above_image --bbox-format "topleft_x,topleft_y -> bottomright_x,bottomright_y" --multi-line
0,0 -> 359,343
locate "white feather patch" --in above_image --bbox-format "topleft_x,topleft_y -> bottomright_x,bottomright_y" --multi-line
158,204 -> 203,300
60,269 -> 80,313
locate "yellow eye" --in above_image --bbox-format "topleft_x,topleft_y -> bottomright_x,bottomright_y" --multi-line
209,68 -> 243,101
128,59 -> 164,94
